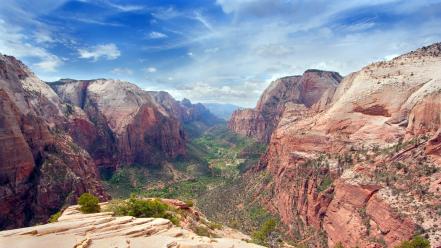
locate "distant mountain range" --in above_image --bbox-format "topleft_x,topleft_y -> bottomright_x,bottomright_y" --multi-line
202,103 -> 241,120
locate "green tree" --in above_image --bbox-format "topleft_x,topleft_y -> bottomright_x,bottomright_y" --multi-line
78,193 -> 100,213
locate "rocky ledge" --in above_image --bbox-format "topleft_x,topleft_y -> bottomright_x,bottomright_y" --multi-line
0,202 -> 263,248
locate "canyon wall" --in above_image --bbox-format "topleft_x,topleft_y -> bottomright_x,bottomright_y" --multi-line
0,55 -> 108,229
247,43 -> 441,247
228,70 -> 342,143
0,55 -> 221,230
51,79 -> 187,168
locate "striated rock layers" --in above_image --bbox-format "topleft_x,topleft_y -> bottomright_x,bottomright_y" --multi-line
0,201 -> 263,248
0,55 -> 108,230
247,43 -> 441,247
228,70 -> 342,142
50,79 -> 187,167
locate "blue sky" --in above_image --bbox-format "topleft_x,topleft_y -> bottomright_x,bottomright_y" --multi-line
1,0 -> 441,107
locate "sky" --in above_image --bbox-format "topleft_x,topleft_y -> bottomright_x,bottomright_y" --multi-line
1,0 -> 441,107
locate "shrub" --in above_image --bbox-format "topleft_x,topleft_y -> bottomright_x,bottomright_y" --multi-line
334,242 -> 345,248
207,221 -> 223,230
395,236 -> 430,248
194,225 -> 211,237
48,211 -> 62,223
78,193 -> 100,213
184,199 -> 194,208
252,218 -> 277,245
318,176 -> 333,192
106,195 -> 180,225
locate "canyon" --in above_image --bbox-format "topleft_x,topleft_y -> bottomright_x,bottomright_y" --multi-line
0,42 -> 440,248
0,54 -> 221,230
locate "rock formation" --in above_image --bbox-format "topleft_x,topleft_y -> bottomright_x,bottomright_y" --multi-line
51,79 -> 187,168
245,43 -> 441,247
149,91 -> 223,136
228,70 -> 342,142
0,55 -> 108,230
0,54 -> 223,230
0,201 -> 263,248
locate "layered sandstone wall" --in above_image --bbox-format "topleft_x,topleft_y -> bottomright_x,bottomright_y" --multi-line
0,55 -> 108,229
228,70 -> 341,143
254,43 -> 441,247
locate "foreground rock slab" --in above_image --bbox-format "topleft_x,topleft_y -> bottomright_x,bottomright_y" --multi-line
0,205 -> 263,248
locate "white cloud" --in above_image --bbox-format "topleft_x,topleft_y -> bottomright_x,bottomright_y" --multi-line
145,0 -> 441,106
204,47 -> 219,53
0,20 -> 62,71
78,43 -> 121,61
148,31 -> 168,39
105,2 -> 144,12
193,11 -> 214,31
112,67 -> 133,75
34,30 -> 55,43
383,54 -> 399,61
151,7 -> 181,20
145,67 -> 157,73
163,80 -> 265,107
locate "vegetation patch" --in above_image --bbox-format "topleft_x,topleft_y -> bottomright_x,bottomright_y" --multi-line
78,193 -> 100,214
395,235 -> 430,248
48,211 -> 62,223
105,195 -> 180,225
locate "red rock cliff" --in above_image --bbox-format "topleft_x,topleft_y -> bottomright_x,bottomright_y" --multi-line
253,43 -> 441,247
51,79 -> 187,167
228,70 -> 342,142
0,55 -> 108,230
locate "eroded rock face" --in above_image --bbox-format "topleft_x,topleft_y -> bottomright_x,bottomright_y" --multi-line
323,179 -> 414,247
150,91 -> 222,127
0,202 -> 263,248
0,55 -> 108,229
51,79 -> 186,167
251,43 -> 441,247
228,70 -> 341,142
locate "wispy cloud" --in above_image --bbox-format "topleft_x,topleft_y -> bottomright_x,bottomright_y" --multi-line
145,67 -> 157,73
148,31 -> 168,39
78,43 -> 121,61
112,67 -> 133,75
193,11 -> 214,31
0,19 -> 62,71
103,1 -> 144,12
144,0 -> 441,106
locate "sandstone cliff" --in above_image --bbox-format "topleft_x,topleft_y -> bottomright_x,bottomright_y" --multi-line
228,70 -> 342,142
51,79 -> 187,168
0,55 -> 108,230
250,43 -> 441,247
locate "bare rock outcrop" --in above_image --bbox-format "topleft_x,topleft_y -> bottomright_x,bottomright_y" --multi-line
0,203 -> 263,248
228,70 -> 341,142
